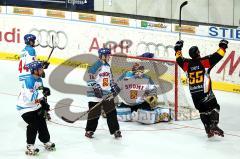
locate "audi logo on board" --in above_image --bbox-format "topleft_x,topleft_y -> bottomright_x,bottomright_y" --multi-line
136,41 -> 174,58
29,29 -> 68,50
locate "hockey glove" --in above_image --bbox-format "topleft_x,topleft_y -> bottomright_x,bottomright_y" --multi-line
41,71 -> 46,78
42,61 -> 50,69
93,83 -> 103,98
110,82 -> 121,97
39,97 -> 50,111
146,95 -> 158,109
174,40 -> 184,52
219,39 -> 228,49
42,87 -> 51,97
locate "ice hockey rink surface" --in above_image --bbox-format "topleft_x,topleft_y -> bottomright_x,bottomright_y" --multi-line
0,60 -> 240,159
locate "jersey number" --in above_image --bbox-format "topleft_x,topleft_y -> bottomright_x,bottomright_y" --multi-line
18,60 -> 29,73
189,70 -> 203,85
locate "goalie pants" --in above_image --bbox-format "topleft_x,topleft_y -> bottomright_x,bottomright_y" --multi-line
119,101 -> 151,112
192,91 -> 220,133
85,98 -> 120,134
21,109 -> 50,145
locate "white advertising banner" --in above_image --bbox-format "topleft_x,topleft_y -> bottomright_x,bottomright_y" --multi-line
0,13 -> 239,86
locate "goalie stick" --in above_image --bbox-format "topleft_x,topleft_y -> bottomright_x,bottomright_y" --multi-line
61,93 -> 114,123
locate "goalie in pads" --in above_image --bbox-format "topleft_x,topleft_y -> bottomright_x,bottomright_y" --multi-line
116,63 -> 167,124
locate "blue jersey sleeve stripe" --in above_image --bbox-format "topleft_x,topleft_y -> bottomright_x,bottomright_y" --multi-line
88,60 -> 102,74
26,46 -> 36,56
16,105 -> 33,110
31,91 -> 38,101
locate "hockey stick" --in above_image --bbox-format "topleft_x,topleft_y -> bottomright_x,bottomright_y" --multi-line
46,35 -> 56,62
179,1 -> 188,40
61,93 -> 114,123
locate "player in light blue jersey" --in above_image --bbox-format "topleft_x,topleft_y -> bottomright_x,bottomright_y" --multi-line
18,34 -> 49,81
85,48 -> 121,139
16,61 -> 55,155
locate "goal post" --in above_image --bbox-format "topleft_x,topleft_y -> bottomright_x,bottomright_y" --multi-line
110,53 -> 199,121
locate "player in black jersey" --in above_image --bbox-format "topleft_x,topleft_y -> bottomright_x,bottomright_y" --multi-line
174,39 -> 228,138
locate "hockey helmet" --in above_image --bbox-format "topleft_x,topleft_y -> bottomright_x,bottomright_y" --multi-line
139,52 -> 154,58
189,46 -> 200,59
28,61 -> 43,74
24,34 -> 36,45
98,48 -> 111,58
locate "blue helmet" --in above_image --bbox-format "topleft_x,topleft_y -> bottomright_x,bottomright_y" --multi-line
28,61 -> 43,73
24,34 -> 36,45
139,52 -> 154,58
98,48 -> 111,58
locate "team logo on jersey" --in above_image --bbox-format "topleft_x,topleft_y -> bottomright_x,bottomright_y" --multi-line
130,90 -> 138,99
99,72 -> 110,77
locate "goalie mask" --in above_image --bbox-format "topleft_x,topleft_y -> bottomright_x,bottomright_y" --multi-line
132,63 -> 144,78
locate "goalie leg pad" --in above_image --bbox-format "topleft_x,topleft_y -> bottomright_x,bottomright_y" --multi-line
157,108 -> 171,122
137,109 -> 158,124
116,107 -> 132,122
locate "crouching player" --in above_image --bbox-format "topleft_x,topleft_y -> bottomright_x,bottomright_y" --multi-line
116,63 -> 170,124
16,61 -> 55,155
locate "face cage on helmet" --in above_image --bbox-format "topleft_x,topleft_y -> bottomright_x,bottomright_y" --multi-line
25,39 -> 36,45
31,67 -> 43,76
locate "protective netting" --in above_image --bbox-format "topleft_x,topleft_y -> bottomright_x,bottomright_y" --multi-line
110,54 -> 199,120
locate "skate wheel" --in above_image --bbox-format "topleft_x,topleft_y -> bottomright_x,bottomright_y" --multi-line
25,149 -> 39,155
25,151 -> 29,155
45,146 -> 56,151
25,151 -> 36,156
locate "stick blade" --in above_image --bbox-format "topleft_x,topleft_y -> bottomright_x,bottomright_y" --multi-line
61,116 -> 75,123
61,111 -> 89,123
180,1 -> 188,8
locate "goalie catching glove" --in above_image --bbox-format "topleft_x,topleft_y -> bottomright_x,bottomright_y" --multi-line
146,95 -> 158,108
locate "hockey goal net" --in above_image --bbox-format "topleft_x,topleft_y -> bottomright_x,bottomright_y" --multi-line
110,54 -> 199,121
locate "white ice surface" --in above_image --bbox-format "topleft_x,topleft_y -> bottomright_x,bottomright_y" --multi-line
0,60 -> 239,159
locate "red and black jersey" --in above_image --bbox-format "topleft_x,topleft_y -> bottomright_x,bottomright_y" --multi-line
176,48 -> 225,96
